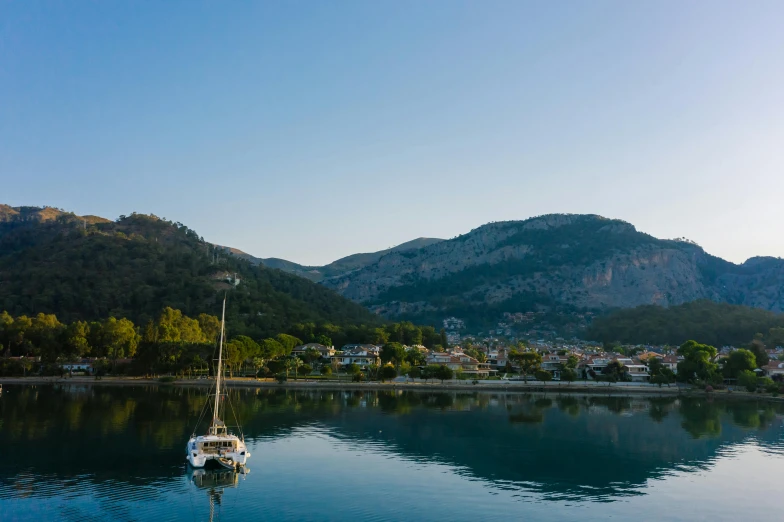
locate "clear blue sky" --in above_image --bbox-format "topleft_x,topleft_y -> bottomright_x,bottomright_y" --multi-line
2,1 -> 783,265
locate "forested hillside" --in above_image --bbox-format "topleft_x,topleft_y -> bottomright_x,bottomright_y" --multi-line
0,206 -> 380,339
586,300 -> 784,347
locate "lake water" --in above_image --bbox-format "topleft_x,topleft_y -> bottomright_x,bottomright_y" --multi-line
1,385 -> 783,521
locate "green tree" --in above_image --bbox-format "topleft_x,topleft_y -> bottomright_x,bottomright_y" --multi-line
381,343 -> 407,367
738,370 -> 759,392
601,361 -> 628,382
434,365 -> 453,383
766,327 -> 784,348
535,369 -> 553,383
275,334 -> 302,355
289,357 -> 303,379
405,347 -> 426,366
422,364 -> 440,382
0,311 -> 15,354
28,313 -> 64,361
647,357 -> 664,376
560,367 -> 577,385
197,313 -> 220,343
380,365 -> 398,382
64,321 -> 91,359
747,339 -> 769,367
509,350 -> 542,383
259,338 -> 286,360
677,340 -> 718,383
315,334 -> 332,348
101,317 -> 139,360
224,340 -> 245,377
321,365 -> 332,376
722,349 -> 757,379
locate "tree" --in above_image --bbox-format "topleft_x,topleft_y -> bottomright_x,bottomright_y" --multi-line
300,363 -> 313,376
439,328 -> 448,348
677,340 -> 718,383
434,365 -> 453,383
738,370 -> 759,392
101,317 -> 139,361
602,361 -> 628,383
647,357 -> 664,376
289,357 -> 303,379
422,365 -> 440,383
381,343 -> 407,367
224,340 -> 244,377
535,369 -> 552,383
722,349 -> 757,379
503,361 -> 513,375
64,321 -> 91,359
321,365 -> 332,376
371,327 -> 390,345
379,365 -> 398,382
315,334 -> 332,348
405,347 -> 426,366
275,334 -> 302,355
509,350 -> 542,383
560,368 -> 577,385
345,363 -> 361,376
408,366 -> 422,380
259,338 -> 286,360
0,312 -> 15,356
302,347 -> 322,365
747,339 -> 769,367
766,327 -> 784,348
464,347 -> 488,363
267,358 -> 287,375
28,313 -> 64,361
565,354 -> 580,370
197,313 -> 220,343
650,369 -> 675,387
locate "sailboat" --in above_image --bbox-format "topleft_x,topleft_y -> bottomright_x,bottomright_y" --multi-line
186,297 -> 250,469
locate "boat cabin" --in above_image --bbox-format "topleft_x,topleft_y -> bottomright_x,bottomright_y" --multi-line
195,438 -> 239,455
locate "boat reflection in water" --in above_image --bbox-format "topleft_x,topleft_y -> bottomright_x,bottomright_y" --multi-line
190,466 -> 249,521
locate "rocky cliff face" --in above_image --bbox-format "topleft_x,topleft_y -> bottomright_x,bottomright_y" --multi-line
319,214 -> 784,317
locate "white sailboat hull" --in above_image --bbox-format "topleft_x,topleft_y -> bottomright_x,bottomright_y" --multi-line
186,435 -> 250,469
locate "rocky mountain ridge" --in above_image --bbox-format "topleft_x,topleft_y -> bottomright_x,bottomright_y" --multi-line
219,237 -> 444,282
311,214 -> 784,323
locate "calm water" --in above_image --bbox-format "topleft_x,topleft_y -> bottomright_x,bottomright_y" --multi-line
1,385 -> 783,521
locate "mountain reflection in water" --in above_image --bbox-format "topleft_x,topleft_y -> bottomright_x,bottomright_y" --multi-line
0,385 -> 782,521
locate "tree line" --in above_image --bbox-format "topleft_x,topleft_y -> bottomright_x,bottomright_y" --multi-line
586,300 -> 784,347
0,307 -> 449,378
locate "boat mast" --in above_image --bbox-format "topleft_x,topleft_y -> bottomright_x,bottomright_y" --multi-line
213,297 -> 226,426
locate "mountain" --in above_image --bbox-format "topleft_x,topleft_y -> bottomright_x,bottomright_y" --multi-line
313,214 -> 784,326
0,205 -> 380,337
219,237 -> 444,282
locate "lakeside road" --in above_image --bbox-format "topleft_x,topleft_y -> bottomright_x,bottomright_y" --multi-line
1,376 -> 780,401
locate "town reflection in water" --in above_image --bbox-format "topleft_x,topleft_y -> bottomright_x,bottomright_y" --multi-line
0,384 -> 783,520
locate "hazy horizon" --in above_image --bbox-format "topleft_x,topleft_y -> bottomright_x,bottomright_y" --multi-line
3,2 -> 783,265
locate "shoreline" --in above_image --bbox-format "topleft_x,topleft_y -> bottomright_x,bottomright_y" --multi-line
1,376 -> 781,401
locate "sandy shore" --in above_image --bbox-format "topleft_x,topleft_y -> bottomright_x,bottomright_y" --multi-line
2,375 -> 776,400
